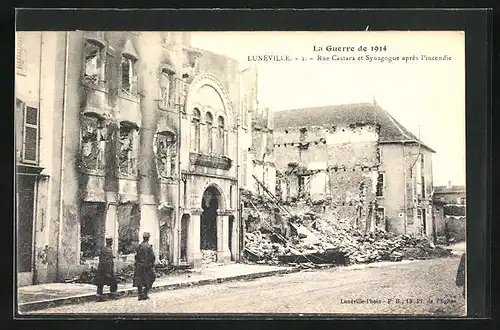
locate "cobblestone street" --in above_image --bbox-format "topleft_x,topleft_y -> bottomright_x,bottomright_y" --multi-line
29,256 -> 465,316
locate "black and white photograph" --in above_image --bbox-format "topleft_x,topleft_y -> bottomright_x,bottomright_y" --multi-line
15,30 -> 467,316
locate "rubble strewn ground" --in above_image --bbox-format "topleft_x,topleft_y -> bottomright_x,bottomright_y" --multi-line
67,262 -> 192,285
241,189 -> 453,268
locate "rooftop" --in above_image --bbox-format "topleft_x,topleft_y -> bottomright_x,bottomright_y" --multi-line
273,102 -> 435,152
434,185 -> 466,194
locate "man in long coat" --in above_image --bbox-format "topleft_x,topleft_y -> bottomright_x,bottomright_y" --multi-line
94,237 -> 118,301
456,253 -> 466,298
133,232 -> 156,300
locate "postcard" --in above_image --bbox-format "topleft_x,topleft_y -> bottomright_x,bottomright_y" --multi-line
15,30 -> 466,316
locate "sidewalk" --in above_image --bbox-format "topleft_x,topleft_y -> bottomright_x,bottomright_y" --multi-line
17,263 -> 298,313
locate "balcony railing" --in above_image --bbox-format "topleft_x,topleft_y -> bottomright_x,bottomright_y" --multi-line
189,152 -> 232,170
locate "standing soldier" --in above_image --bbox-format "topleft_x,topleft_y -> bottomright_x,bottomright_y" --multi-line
133,232 -> 156,300
95,236 -> 118,302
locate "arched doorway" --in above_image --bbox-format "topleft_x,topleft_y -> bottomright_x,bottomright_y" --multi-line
200,186 -> 220,252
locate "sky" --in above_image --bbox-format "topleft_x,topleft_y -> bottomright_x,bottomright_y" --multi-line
191,31 -> 466,186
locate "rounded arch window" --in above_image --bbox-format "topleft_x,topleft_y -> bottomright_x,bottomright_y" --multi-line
191,108 -> 201,152
205,112 -> 213,153
217,116 -> 225,155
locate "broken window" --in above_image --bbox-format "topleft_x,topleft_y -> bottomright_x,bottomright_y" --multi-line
17,99 -> 39,164
206,112 -> 213,153
80,115 -> 107,172
191,108 -> 201,152
376,207 -> 385,228
159,68 -> 174,108
80,202 -> 106,260
83,40 -> 105,85
118,122 -> 139,176
121,55 -> 138,94
217,116 -> 225,155
117,203 -> 141,255
376,172 -> 385,197
156,131 -> 177,178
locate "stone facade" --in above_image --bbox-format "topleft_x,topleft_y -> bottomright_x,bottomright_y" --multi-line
273,103 -> 436,236
15,31 -> 271,284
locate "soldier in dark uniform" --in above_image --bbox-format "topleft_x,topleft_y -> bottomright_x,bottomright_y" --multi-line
133,232 -> 156,300
95,236 -> 118,302
456,253 -> 466,298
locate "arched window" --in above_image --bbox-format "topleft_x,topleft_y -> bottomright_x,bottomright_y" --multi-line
205,112 -> 213,153
118,121 -> 139,176
191,108 -> 201,152
217,116 -> 225,155
157,131 -> 176,178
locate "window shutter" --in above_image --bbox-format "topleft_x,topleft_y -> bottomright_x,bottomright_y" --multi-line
22,106 -> 39,163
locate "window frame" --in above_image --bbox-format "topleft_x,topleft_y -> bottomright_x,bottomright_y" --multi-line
159,68 -> 175,110
79,115 -> 107,174
205,112 -> 213,154
156,131 -> 177,179
376,172 -> 385,198
120,54 -> 138,96
217,116 -> 225,155
82,38 -> 107,89
192,108 -> 201,152
117,122 -> 139,177
18,100 -> 40,165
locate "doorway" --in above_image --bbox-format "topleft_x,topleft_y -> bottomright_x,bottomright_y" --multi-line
17,175 -> 36,282
228,215 -> 235,261
180,214 -> 190,262
200,186 -> 220,252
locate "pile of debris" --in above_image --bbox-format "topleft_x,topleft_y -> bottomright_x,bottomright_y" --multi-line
243,209 -> 452,267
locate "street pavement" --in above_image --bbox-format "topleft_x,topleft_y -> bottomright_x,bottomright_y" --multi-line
28,256 -> 465,316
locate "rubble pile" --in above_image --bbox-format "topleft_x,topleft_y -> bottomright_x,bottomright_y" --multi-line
243,208 -> 453,267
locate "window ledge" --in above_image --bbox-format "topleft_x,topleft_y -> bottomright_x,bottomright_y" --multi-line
80,169 -> 106,177
81,79 -> 107,93
118,91 -> 140,103
116,174 -> 139,181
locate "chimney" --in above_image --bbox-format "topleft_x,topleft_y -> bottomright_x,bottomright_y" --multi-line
447,181 -> 452,189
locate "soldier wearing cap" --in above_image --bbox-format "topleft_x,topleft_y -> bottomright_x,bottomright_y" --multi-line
133,232 -> 156,300
95,236 -> 118,301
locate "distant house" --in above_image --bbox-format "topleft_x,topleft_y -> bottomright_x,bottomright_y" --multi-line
433,182 -> 466,243
273,101 -> 436,237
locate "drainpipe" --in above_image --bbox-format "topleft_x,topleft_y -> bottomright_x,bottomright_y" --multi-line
56,31 -> 70,281
176,77 -> 183,266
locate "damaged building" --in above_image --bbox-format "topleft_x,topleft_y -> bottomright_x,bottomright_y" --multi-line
15,31 -> 270,285
273,101 -> 436,237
